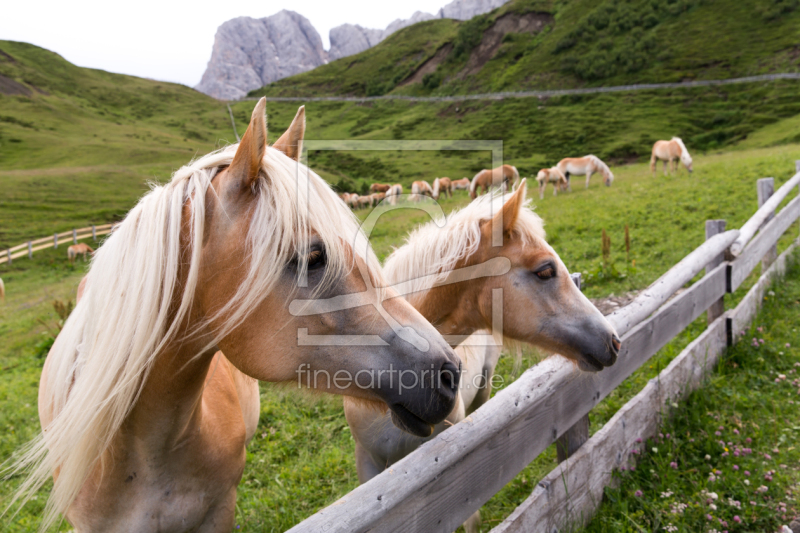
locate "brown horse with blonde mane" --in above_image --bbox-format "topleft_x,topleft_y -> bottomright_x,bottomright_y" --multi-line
451,177 -> 471,191
432,177 -> 452,200
536,166 -> 570,199
469,164 -> 519,199
67,243 -> 94,263
11,100 -> 460,532
651,137 -> 693,177
411,180 -> 433,202
345,182 -> 619,532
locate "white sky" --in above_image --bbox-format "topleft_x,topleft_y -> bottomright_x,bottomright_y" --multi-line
1,0 -> 455,88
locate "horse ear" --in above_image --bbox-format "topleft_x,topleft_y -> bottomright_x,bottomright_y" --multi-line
492,179 -> 527,233
228,97 -> 268,189
273,106 -> 306,162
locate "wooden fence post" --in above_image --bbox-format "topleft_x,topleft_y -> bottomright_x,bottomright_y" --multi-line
72,229 -> 77,244
757,178 -> 777,270
53,233 -> 58,249
28,241 -> 32,259
556,272 -> 590,463
92,225 -> 96,241
706,220 -> 726,324
6,249 -> 11,265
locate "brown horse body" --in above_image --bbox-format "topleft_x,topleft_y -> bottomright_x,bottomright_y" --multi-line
432,177 -> 452,200
536,167 -> 569,199
26,101 -> 460,532
651,137 -> 693,176
469,165 -> 519,199
67,243 -> 94,263
411,180 -> 433,201
451,177 -> 471,191
370,183 -> 391,193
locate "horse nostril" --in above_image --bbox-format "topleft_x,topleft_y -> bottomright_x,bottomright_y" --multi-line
440,361 -> 460,392
611,334 -> 621,354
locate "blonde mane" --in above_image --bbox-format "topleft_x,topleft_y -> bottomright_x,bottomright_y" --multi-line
8,144 -> 379,531
383,190 -> 545,309
469,172 -> 481,195
588,154 -> 614,183
672,137 -> 692,166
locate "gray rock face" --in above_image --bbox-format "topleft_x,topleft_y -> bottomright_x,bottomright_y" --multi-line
437,0 -> 511,20
329,24 -> 383,61
195,10 -> 327,100
195,1 -> 514,99
383,11 -> 437,40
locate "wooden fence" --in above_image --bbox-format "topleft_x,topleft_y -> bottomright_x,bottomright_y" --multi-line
0,223 -> 118,266
288,162 -> 800,533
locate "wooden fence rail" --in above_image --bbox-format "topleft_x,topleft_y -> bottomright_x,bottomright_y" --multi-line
0,223 -> 117,266
288,162 -> 800,533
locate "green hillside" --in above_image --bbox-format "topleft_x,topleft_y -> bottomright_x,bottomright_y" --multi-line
0,40 -> 236,246
253,0 -> 800,98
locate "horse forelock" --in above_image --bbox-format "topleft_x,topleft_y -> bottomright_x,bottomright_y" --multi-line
383,191 -> 545,307
12,143 -> 377,530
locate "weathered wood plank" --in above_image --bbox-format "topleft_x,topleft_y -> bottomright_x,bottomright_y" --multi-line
731,195 -> 800,290
287,264 -> 728,533
608,230 -> 737,336
758,178 -> 777,270
490,242 -> 797,533
730,171 -> 800,256
706,220 -> 727,324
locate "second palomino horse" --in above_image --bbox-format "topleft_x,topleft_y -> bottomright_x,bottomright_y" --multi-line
345,182 -> 620,532
432,177 -> 452,200
370,183 -> 392,193
651,137 -> 693,176
12,100 -> 460,532
536,167 -> 569,199
469,164 -> 519,199
557,155 -> 614,189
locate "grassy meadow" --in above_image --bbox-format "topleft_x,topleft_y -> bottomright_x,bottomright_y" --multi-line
2,142 -> 800,531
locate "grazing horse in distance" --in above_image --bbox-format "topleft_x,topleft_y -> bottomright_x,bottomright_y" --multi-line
387,183 -> 403,205
14,99 -> 460,533
0,277 -> 4,302
345,182 -> 620,533
469,164 -> 519,199
411,180 -> 433,202
451,177 -> 471,191
67,243 -> 94,264
432,177 -> 452,200
651,137 -> 693,176
370,183 -> 391,193
557,155 -> 614,189
536,167 -> 570,199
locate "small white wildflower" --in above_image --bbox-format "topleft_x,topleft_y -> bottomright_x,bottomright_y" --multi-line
705,454 -> 711,460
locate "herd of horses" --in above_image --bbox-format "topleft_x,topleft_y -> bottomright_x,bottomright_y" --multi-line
337,138 -> 693,209
3,99 -> 696,533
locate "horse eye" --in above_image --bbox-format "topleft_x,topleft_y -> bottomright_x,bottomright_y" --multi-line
306,247 -> 327,270
534,266 -> 555,280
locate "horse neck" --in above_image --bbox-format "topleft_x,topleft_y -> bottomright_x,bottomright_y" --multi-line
121,296 -> 218,452
411,259 -> 486,339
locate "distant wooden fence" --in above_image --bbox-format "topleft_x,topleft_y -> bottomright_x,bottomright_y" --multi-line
0,223 -> 118,266
288,162 -> 800,533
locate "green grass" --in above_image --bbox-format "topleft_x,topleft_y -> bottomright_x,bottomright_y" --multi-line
253,0 -> 800,98
3,143 -> 800,531
0,40 -> 237,246
584,254 -> 800,532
